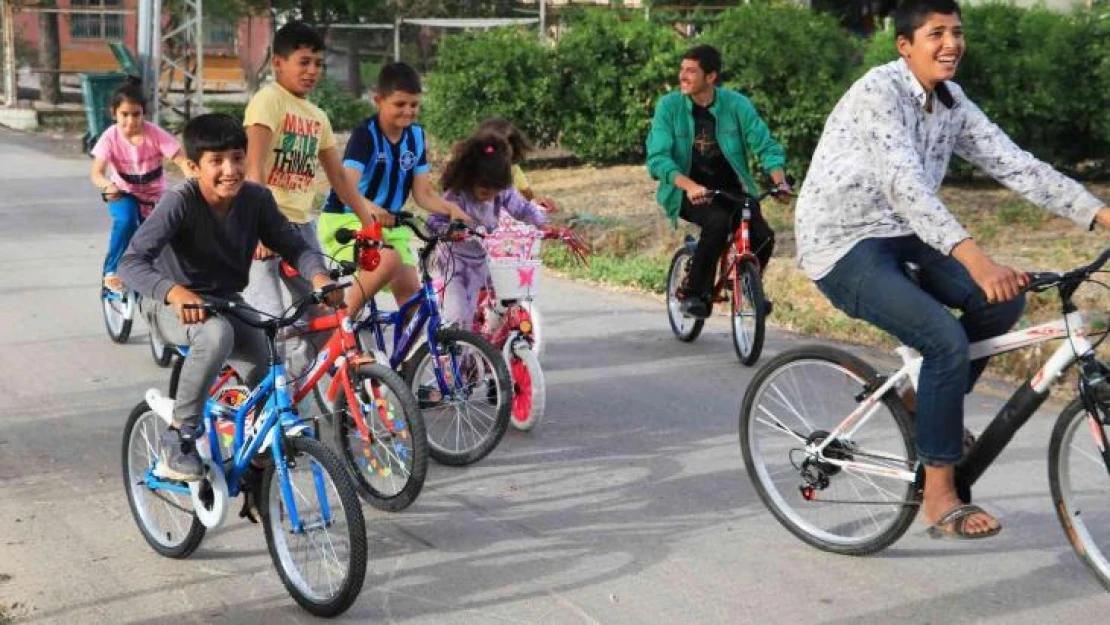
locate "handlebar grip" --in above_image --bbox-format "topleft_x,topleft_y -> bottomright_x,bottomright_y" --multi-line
395,210 -> 415,222
328,261 -> 358,280
335,228 -> 355,245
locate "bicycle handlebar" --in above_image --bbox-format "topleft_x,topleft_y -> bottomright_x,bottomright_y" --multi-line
183,283 -> 347,332
1024,248 -> 1110,294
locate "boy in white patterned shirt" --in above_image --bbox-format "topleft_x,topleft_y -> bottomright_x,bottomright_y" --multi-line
795,0 -> 1108,539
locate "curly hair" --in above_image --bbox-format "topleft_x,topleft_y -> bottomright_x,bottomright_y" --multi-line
439,131 -> 513,194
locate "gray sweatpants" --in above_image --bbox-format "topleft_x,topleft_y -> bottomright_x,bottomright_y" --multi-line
152,299 -> 269,429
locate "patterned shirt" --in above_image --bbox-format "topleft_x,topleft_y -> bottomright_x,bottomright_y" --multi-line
795,59 -> 1105,280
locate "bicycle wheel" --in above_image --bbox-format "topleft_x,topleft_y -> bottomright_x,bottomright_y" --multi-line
666,248 -> 704,342
102,287 -> 134,343
739,345 -> 918,555
731,258 -> 766,366
147,309 -> 174,368
509,344 -> 546,432
405,327 -> 511,466
261,436 -> 367,617
122,400 -> 206,558
334,362 -> 428,512
1049,386 -> 1110,590
522,302 -> 544,359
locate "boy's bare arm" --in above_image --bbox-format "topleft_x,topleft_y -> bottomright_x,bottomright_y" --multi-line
245,125 -> 272,185
318,146 -> 391,226
412,174 -> 470,223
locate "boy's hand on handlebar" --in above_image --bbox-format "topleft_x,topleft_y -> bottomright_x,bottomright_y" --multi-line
770,181 -> 794,203
686,184 -> 712,205
254,242 -> 275,261
167,285 -> 208,324
365,201 -> 395,227
971,258 -> 1028,303
311,274 -> 344,308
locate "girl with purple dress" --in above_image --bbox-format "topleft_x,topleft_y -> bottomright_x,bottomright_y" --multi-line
430,132 -> 548,328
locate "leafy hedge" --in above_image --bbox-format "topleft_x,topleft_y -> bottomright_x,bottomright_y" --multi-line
423,5 -> 1109,176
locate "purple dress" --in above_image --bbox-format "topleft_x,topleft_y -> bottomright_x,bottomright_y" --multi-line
430,188 -> 547,327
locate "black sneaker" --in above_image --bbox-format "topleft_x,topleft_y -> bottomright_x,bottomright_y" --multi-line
681,297 -> 709,319
155,426 -> 205,482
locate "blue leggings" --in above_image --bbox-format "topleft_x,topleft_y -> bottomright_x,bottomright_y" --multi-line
103,194 -> 142,275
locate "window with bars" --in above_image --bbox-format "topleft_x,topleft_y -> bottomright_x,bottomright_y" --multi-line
205,21 -> 237,46
70,0 -> 124,40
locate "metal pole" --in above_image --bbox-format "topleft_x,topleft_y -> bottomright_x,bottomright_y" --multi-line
150,0 -> 162,123
393,16 -> 401,62
538,0 -> 546,44
2,0 -> 16,108
194,0 -> 203,118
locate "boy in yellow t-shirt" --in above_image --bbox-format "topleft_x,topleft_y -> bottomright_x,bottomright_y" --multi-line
242,21 -> 390,317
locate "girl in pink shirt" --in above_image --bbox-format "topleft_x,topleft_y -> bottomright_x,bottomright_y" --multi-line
90,78 -> 188,292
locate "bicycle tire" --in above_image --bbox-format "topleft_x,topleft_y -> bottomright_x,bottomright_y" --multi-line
509,344 -> 546,432
334,362 -> 429,512
121,400 -> 206,558
739,345 -> 919,555
148,311 -> 174,368
1049,385 -> 1110,590
261,436 -> 367,617
102,287 -> 134,344
731,258 -> 766,366
666,248 -> 704,342
404,327 -> 512,466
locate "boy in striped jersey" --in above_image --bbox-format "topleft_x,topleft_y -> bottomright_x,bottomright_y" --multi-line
319,62 -> 468,315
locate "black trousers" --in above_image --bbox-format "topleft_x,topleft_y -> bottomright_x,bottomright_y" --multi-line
678,195 -> 774,300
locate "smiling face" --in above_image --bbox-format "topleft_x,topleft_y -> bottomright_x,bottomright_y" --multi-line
678,58 -> 716,98
374,90 -> 422,134
188,148 -> 246,206
113,100 -> 145,136
897,12 -> 965,91
273,46 -> 324,97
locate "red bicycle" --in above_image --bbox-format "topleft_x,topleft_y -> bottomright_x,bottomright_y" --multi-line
665,184 -> 788,366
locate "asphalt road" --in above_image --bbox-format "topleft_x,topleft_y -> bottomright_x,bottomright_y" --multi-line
1,129 -> 1108,624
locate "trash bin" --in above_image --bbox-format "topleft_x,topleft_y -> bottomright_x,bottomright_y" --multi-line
78,71 -> 128,153
108,42 -> 141,77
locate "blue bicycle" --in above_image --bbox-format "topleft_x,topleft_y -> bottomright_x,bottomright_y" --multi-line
121,287 -> 367,617
333,214 -> 512,466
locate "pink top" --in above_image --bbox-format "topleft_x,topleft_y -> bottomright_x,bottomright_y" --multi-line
91,122 -> 180,212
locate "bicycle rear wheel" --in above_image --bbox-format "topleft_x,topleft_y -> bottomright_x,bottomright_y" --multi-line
666,248 -> 704,342
1049,387 -> 1110,590
334,362 -> 428,512
731,258 -> 766,366
122,400 -> 206,558
102,286 -> 134,343
261,436 -> 367,617
405,327 -> 511,466
147,308 -> 173,368
739,345 -> 918,555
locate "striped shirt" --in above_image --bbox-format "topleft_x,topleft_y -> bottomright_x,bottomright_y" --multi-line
322,116 -> 431,215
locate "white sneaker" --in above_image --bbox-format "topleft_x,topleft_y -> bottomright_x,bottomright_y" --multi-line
145,388 -> 179,428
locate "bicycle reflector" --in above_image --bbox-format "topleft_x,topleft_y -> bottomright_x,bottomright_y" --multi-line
356,223 -> 383,272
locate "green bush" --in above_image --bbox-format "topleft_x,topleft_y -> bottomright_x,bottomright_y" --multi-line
422,28 -> 560,148
205,100 -> 247,122
554,11 -> 684,164
700,5 -> 859,177
307,75 -> 374,132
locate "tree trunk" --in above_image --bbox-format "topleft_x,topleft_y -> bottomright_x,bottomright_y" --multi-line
38,0 -> 61,104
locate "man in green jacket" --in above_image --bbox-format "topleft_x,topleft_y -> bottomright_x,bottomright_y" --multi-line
646,45 -> 790,318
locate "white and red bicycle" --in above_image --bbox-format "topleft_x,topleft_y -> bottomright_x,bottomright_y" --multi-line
739,249 -> 1110,590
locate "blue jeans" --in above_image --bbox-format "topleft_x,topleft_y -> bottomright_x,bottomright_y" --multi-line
103,194 -> 142,275
816,236 -> 1025,465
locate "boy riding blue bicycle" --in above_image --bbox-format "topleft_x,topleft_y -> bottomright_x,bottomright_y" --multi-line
119,113 -> 341,482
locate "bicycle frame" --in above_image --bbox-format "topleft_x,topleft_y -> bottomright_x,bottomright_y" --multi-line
145,340 -> 332,534
804,310 -> 1096,488
709,207 -> 760,304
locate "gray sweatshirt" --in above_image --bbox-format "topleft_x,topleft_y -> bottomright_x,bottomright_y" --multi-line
119,179 -> 327,304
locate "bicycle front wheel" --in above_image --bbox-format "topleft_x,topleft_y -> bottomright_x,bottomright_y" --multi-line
261,436 -> 367,617
666,248 -> 704,342
102,287 -> 134,343
509,344 -> 546,432
731,258 -> 766,366
1049,387 -> 1110,590
405,327 -> 512,466
739,345 -> 918,555
147,308 -> 174,368
334,362 -> 428,512
122,400 -> 206,558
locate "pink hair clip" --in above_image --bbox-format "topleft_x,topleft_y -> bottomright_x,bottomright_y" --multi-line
484,145 -> 495,154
